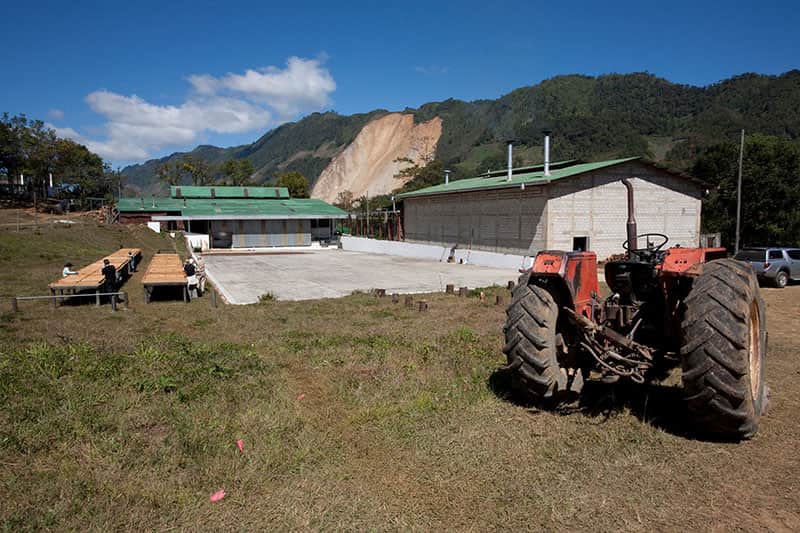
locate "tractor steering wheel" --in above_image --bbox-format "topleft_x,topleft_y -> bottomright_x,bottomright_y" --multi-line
622,232 -> 669,253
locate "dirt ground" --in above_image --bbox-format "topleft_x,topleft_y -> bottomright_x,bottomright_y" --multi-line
0,213 -> 798,531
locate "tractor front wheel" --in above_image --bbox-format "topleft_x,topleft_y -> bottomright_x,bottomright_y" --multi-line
680,259 -> 768,439
503,275 -> 567,399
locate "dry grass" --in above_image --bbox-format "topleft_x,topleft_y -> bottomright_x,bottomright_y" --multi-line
1,214 -> 799,531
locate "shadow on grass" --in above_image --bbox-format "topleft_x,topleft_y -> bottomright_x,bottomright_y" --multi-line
487,367 -> 739,442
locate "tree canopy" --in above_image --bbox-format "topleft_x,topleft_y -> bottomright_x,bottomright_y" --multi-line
273,171 -> 310,198
1,113 -> 108,197
693,134 -> 800,248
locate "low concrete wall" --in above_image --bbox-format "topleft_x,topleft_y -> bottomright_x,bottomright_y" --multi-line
185,232 -> 210,252
340,236 -> 533,270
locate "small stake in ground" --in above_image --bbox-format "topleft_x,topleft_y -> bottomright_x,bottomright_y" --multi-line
418,300 -> 428,312
405,295 -> 414,307
11,297 -> 18,313
495,294 -> 503,306
210,290 -> 218,308
445,284 -> 454,294
459,287 -> 468,297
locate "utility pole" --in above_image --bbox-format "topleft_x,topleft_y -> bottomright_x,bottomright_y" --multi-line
735,129 -> 745,253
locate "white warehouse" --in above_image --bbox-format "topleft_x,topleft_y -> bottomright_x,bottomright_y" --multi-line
396,157 -> 705,260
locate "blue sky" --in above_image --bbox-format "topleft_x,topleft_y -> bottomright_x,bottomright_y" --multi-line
2,0 -> 798,166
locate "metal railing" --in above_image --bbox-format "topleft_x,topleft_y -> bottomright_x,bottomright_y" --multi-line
10,291 -> 129,312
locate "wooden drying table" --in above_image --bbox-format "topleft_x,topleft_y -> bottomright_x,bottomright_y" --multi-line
142,253 -> 188,303
48,248 -> 141,305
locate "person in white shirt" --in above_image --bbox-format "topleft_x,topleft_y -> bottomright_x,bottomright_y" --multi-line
62,263 -> 78,277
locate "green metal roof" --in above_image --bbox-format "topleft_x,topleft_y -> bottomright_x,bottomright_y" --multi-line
179,198 -> 347,218
118,196 -> 347,219
396,157 -> 642,199
169,185 -> 290,199
480,159 -> 578,178
117,197 -> 185,212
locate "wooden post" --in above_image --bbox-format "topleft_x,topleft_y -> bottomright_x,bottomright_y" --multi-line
123,291 -> 129,309
183,286 -> 189,303
95,290 -> 100,307
445,284 -> 454,294
459,287 -> 468,297
111,294 -> 117,312
50,288 -> 56,308
11,297 -> 18,313
210,289 -> 218,308
418,300 -> 428,312
391,293 -> 399,303
507,280 -> 515,290
495,294 -> 503,306
404,295 -> 414,307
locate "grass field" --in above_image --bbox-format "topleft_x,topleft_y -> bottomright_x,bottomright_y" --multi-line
1,210 -> 799,531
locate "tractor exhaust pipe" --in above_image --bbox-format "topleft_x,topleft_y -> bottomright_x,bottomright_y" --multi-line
621,178 -> 637,251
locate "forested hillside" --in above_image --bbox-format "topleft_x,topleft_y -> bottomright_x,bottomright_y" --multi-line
122,70 -> 800,192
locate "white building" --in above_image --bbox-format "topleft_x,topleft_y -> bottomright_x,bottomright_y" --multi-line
397,157 -> 704,260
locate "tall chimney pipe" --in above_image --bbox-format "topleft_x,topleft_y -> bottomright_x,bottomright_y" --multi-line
444,169 -> 451,185
621,178 -> 638,251
506,140 -> 514,182
543,130 -> 551,177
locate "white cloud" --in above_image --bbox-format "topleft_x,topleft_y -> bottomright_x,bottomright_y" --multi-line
48,108 -> 65,120
59,56 -> 335,162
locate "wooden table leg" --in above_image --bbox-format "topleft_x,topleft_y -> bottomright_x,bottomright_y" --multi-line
183,285 -> 189,303
144,286 -> 151,304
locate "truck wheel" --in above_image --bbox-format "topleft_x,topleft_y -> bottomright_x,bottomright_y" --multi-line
503,274 -> 567,398
680,259 -> 768,439
774,270 -> 788,288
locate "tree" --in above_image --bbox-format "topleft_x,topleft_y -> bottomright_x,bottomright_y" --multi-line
693,134 -> 800,248
156,160 -> 186,186
221,158 -> 256,186
182,156 -> 215,185
394,159 -> 446,193
274,170 -> 310,198
334,189 -> 355,211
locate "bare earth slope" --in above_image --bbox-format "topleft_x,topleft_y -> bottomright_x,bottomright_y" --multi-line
311,113 -> 442,202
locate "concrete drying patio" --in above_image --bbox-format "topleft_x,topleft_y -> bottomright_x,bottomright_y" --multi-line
202,249 -> 519,303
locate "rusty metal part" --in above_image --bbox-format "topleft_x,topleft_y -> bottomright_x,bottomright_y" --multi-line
621,178 -> 638,251
564,307 -> 654,361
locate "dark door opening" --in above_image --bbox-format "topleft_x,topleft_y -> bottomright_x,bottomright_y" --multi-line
573,236 -> 588,252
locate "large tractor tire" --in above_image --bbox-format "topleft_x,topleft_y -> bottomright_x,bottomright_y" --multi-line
680,259 -> 768,439
503,274 -> 567,398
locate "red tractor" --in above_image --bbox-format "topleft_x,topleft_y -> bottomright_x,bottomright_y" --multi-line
503,179 -> 768,439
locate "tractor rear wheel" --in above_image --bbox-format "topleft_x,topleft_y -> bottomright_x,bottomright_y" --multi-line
503,274 -> 567,398
680,259 -> 768,439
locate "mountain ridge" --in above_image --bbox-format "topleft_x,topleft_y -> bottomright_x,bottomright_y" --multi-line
121,70 -> 800,196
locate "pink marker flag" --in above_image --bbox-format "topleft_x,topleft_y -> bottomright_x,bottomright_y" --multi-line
296,393 -> 306,401
236,439 -> 244,453
210,489 -> 226,502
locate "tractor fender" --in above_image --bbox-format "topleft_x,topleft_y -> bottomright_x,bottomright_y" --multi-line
523,250 -> 600,320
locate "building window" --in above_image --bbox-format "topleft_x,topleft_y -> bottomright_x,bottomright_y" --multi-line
573,236 -> 589,251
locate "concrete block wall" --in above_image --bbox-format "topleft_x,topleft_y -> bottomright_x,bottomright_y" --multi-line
404,187 -> 547,254
546,161 -> 702,260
